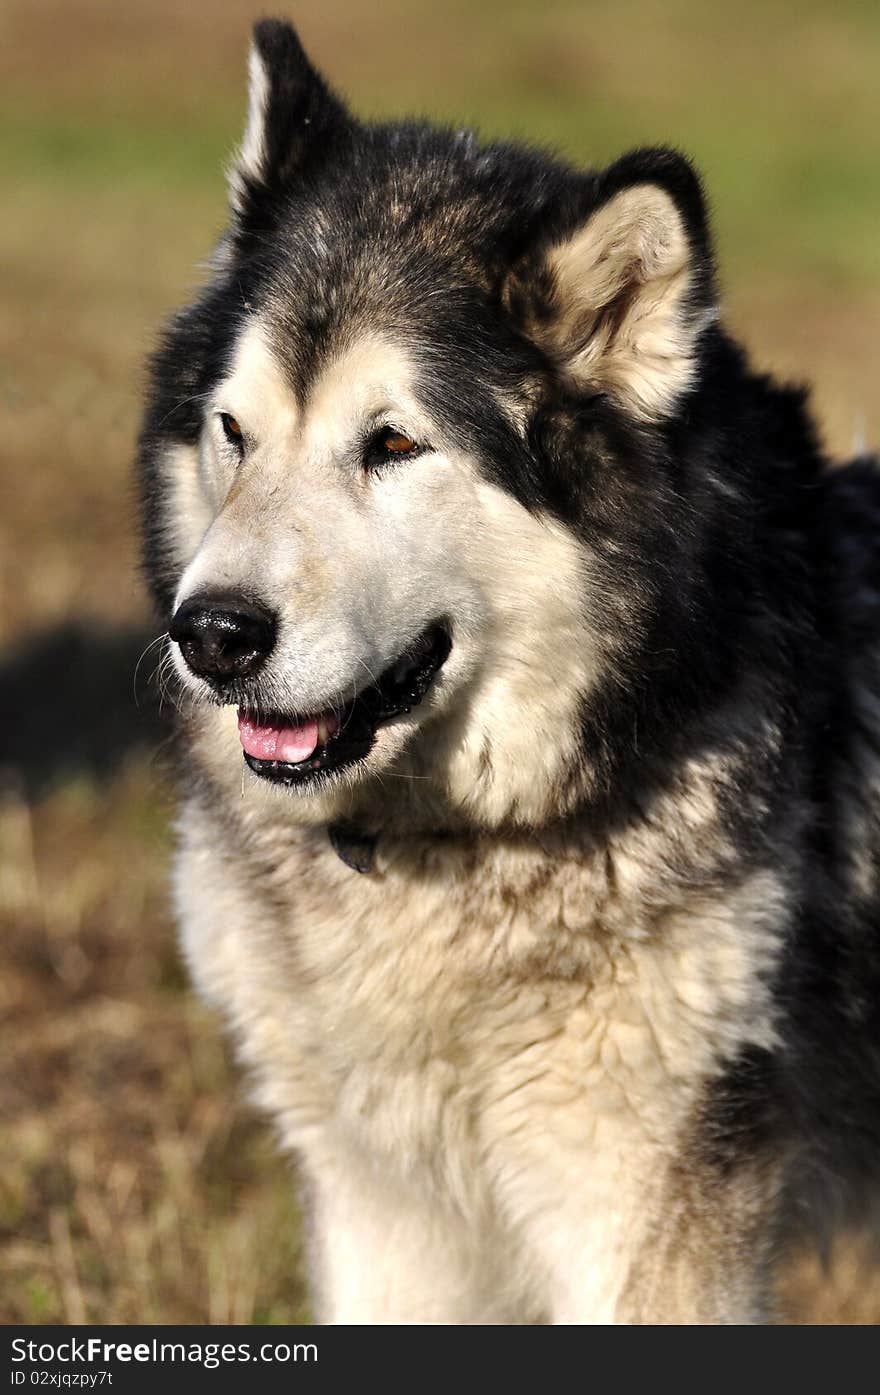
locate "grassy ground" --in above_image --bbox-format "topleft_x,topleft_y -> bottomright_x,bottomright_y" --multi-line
1,0 -> 879,1324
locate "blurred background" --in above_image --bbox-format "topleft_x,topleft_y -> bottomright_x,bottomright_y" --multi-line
1,0 -> 878,1324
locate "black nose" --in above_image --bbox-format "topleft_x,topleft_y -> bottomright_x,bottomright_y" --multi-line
169,594 -> 276,683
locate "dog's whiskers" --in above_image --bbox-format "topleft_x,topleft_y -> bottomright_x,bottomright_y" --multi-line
133,633 -> 168,709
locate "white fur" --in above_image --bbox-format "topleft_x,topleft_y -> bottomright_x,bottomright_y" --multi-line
228,43 -> 271,213
535,185 -> 714,421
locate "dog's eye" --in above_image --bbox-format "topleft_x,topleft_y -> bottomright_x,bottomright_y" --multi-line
219,413 -> 244,448
365,426 -> 423,468
382,430 -> 417,454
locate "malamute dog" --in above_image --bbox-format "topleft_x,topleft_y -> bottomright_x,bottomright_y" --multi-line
138,19 -> 880,1322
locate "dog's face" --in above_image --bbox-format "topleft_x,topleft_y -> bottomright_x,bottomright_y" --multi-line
140,20 -> 719,829
168,318 -> 599,828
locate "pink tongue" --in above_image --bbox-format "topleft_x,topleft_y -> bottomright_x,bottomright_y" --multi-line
238,712 -> 333,764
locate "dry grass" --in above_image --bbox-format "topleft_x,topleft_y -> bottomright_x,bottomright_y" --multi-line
1,0 -> 878,1325
0,769 -> 308,1324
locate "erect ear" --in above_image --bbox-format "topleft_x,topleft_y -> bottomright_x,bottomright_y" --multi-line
228,19 -> 351,219
509,149 -> 716,422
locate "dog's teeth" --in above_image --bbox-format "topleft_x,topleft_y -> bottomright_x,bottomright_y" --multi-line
317,716 -> 331,746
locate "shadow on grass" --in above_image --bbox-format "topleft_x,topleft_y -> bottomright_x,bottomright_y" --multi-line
0,622 -> 172,797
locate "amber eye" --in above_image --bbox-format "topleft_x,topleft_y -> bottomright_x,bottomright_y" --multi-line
382,430 -> 416,454
220,412 -> 243,447
365,426 -> 423,469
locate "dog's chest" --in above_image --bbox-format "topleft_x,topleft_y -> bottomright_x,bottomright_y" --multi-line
179,813 -> 781,1197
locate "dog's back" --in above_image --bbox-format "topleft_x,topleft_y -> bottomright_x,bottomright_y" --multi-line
777,457 -> 880,1226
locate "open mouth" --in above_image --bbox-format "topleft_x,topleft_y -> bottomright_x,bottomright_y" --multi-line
238,622 -> 452,787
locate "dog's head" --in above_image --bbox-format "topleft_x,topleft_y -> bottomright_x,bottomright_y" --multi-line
140,19 -> 725,829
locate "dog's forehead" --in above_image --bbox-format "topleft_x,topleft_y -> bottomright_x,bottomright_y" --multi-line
221,320 -> 294,415
221,316 -> 423,425
260,237 -> 470,402
245,139 -> 553,391
227,225 -> 533,423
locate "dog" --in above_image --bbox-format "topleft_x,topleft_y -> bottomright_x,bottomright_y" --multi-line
137,18 -> 880,1323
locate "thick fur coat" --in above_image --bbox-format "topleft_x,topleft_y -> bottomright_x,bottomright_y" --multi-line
137,20 -> 880,1322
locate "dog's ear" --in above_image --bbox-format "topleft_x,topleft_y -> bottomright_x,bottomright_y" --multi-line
508,149 -> 716,422
228,19 -> 351,220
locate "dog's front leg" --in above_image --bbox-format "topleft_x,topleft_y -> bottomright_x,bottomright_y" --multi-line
612,1161 -> 781,1325
303,1155 -> 505,1324
529,1168 -> 778,1324
495,1121 -> 780,1324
